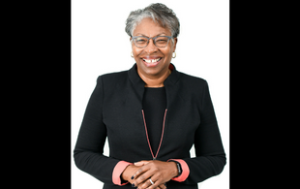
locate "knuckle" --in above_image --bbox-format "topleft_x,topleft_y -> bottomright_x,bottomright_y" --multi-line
137,176 -> 145,183
155,173 -> 161,178
152,166 -> 159,171
140,175 -> 146,181
137,168 -> 144,173
142,183 -> 148,189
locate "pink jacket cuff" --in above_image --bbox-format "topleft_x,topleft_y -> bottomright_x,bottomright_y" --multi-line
112,161 -> 133,186
168,159 -> 190,182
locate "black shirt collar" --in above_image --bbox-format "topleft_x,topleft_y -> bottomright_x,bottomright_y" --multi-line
128,63 -> 181,108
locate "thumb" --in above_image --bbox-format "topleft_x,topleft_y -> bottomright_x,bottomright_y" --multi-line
134,160 -> 151,166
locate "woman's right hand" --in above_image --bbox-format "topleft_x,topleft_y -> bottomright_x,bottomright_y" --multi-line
121,164 -> 167,189
121,164 -> 140,183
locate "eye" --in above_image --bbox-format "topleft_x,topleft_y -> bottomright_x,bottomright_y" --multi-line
156,39 -> 167,42
135,37 -> 147,44
155,37 -> 168,44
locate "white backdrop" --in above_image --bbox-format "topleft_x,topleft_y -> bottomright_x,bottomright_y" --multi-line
71,0 -> 229,188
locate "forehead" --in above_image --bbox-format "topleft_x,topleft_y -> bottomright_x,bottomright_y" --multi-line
133,17 -> 171,37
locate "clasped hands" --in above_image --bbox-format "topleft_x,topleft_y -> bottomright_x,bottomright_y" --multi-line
121,160 -> 178,189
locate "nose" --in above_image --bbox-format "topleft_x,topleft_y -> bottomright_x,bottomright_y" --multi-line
144,38 -> 158,54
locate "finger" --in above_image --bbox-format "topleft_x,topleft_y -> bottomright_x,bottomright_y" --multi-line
132,166 -> 154,187
147,183 -> 163,189
134,160 -> 151,166
133,171 -> 154,188
139,176 -> 160,189
138,178 -> 154,189
132,163 -> 151,180
146,183 -> 166,189
145,174 -> 163,189
156,183 -> 167,189
150,182 -> 166,189
134,180 -> 147,189
139,180 -> 165,189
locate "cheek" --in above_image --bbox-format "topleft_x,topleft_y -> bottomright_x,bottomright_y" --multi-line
162,49 -> 173,59
163,44 -> 175,58
132,49 -> 143,63
132,46 -> 142,56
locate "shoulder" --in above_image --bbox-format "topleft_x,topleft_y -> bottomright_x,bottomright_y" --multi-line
176,71 -> 211,104
96,70 -> 128,86
178,71 -> 208,90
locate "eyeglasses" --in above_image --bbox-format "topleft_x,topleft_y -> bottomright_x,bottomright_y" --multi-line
131,36 -> 173,48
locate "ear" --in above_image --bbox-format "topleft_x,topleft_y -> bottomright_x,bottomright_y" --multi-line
172,38 -> 178,52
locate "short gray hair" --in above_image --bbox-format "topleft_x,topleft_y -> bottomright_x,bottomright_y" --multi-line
125,3 -> 180,38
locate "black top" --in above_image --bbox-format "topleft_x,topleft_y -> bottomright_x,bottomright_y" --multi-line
142,87 -> 167,156
73,63 -> 226,189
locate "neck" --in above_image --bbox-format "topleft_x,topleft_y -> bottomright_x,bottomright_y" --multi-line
138,68 -> 171,88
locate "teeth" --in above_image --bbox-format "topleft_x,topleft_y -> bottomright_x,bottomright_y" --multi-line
143,58 -> 161,63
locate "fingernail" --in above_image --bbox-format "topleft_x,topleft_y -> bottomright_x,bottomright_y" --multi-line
131,176 -> 134,179
131,184 -> 135,187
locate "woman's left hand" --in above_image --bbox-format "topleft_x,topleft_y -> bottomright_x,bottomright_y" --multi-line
131,160 -> 178,189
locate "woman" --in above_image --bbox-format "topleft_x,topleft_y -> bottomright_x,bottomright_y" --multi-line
74,3 -> 226,189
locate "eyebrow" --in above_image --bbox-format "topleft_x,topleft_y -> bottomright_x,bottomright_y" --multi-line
134,33 -> 168,37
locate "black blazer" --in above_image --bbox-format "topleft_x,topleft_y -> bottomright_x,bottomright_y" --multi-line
73,64 -> 226,189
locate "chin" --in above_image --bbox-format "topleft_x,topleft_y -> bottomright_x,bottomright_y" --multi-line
142,64 -> 169,76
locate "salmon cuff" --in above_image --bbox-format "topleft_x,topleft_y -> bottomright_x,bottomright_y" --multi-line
168,159 -> 190,182
112,161 -> 133,186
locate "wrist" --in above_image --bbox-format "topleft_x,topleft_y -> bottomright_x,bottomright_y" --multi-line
168,161 -> 179,178
168,160 -> 182,178
121,164 -> 133,181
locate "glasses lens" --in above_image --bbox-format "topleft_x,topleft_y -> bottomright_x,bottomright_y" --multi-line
133,37 -> 148,48
154,36 -> 169,47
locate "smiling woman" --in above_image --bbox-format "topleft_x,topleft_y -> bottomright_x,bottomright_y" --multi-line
130,17 -> 177,87
73,3 -> 227,189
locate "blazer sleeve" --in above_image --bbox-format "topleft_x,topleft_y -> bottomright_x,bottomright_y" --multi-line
73,76 -> 130,185
174,80 -> 227,184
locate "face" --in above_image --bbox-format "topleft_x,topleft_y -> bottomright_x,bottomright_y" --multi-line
131,18 -> 177,78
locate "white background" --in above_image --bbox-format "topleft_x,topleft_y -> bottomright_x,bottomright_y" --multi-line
71,0 -> 229,188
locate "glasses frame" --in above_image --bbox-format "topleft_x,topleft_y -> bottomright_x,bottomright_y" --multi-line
131,36 -> 173,48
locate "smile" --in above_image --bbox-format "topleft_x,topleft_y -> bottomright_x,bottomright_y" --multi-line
142,58 -> 162,67
142,58 -> 162,63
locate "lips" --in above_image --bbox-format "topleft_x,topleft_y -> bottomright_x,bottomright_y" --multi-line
141,56 -> 163,67
142,58 -> 162,63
